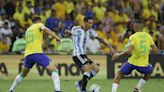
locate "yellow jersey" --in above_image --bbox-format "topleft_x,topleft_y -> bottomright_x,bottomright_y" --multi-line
24,23 -> 44,57
128,32 -> 155,67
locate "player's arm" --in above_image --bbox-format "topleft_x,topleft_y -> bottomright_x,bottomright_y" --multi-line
40,25 -> 60,41
96,36 -> 116,54
151,44 -> 158,54
65,29 -> 72,36
65,28 -> 78,36
150,35 -> 159,54
112,37 -> 134,60
112,45 -> 133,61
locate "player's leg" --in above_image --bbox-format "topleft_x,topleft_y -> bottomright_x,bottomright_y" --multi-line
79,57 -> 100,80
35,53 -> 61,92
84,56 -> 100,80
73,56 -> 83,92
111,71 -> 124,92
89,61 -> 99,79
81,63 -> 92,91
9,56 -> 34,92
134,64 -> 153,92
112,62 -> 134,92
9,67 -> 30,92
46,62 -> 61,92
73,55 -> 92,92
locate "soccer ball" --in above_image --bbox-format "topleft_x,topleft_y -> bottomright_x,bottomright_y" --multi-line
90,84 -> 101,92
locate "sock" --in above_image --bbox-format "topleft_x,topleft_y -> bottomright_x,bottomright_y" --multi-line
81,72 -> 90,91
89,70 -> 97,79
112,83 -> 119,92
52,71 -> 61,91
136,78 -> 146,89
9,74 -> 23,91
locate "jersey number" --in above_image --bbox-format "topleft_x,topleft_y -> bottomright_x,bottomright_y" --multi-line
26,29 -> 34,44
140,40 -> 146,54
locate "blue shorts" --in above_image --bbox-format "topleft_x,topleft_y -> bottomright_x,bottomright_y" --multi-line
24,53 -> 51,69
120,62 -> 153,75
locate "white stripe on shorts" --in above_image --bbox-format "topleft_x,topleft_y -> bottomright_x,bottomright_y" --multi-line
76,55 -> 86,64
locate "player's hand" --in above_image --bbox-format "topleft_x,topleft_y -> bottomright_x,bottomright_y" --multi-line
65,29 -> 71,35
54,36 -> 61,44
110,49 -> 117,55
106,43 -> 116,55
112,52 -> 120,61
56,37 -> 60,42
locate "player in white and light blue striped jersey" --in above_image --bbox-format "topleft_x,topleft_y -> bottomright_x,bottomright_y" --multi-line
71,26 -> 97,56
67,16 -> 115,92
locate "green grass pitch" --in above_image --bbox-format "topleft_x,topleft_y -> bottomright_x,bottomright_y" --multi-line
1,79 -> 164,92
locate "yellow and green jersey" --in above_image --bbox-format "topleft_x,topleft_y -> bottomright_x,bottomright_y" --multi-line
24,23 -> 44,57
128,32 -> 155,67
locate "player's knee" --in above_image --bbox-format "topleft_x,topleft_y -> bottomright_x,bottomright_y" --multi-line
21,67 -> 30,77
91,63 -> 99,73
114,71 -> 123,80
82,65 -> 92,72
87,68 -> 92,72
143,74 -> 151,81
118,71 -> 124,77
47,65 -> 58,73
114,75 -> 122,84
52,67 -> 58,73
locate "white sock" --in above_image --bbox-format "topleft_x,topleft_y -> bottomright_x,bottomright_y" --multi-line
84,71 -> 91,77
52,71 -> 61,91
112,83 -> 119,92
91,70 -> 96,76
9,74 -> 23,91
136,78 -> 146,89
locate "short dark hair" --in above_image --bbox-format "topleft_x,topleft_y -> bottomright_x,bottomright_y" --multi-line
4,21 -> 8,25
32,16 -> 41,22
84,16 -> 93,22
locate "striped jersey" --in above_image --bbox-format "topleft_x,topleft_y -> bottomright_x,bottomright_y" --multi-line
71,26 -> 97,56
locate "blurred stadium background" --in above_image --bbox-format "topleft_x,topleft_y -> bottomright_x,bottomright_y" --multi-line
0,0 -> 164,92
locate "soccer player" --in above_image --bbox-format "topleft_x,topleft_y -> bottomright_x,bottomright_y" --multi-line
9,16 -> 61,92
67,16 -> 115,92
111,23 -> 158,92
